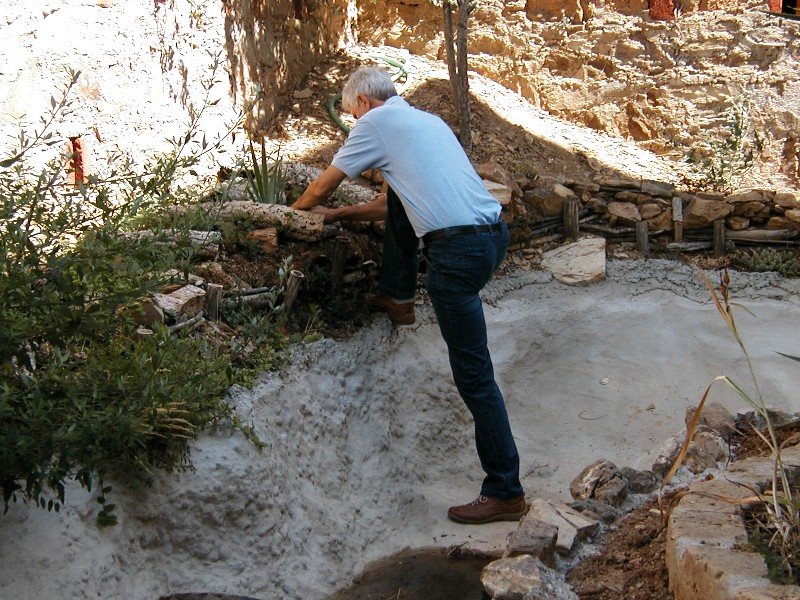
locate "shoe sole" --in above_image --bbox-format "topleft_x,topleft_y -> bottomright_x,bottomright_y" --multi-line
447,509 -> 527,525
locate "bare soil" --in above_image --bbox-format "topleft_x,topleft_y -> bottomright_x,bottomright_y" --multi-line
567,498 -> 673,600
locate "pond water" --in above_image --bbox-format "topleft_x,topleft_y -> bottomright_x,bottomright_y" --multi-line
326,547 -> 491,600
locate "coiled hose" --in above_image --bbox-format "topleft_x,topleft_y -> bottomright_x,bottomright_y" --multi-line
327,55 -> 409,134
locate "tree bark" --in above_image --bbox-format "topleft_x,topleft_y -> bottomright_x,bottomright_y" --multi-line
173,201 -> 324,241
456,0 -> 472,149
443,2 -> 459,107
122,229 -> 221,258
442,0 -> 472,149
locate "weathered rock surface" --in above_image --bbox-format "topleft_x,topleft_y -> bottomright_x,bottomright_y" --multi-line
527,499 -> 600,554
540,237 -> 606,285
481,554 -> 549,600
685,401 -> 737,440
569,459 -> 628,507
506,515 -> 559,567
666,448 -> 800,600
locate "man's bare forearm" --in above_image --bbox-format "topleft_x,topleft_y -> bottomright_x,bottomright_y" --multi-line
290,165 -> 347,210
311,193 -> 388,224
336,194 -> 388,221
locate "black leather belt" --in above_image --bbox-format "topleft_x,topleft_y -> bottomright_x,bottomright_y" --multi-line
422,221 -> 503,245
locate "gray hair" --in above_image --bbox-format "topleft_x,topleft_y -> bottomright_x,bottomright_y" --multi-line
341,66 -> 398,113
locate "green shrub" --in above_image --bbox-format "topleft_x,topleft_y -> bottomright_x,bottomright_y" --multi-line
736,247 -> 800,278
0,65 -> 275,523
683,95 -> 763,192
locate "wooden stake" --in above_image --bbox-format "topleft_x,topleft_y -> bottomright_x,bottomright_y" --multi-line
284,269 -> 305,314
635,221 -> 650,258
563,198 -> 579,240
331,236 -> 351,290
713,219 -> 726,258
205,283 -> 223,321
672,197 -> 683,243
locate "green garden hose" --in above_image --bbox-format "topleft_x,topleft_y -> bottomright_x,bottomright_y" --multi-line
327,93 -> 350,133
327,55 -> 410,134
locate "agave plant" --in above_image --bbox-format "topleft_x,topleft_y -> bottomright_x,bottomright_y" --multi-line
245,140 -> 285,205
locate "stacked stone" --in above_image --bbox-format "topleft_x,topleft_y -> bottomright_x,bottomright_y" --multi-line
516,176 -> 800,235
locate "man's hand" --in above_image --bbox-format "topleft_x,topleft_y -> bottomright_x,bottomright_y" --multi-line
293,182 -> 388,224
311,206 -> 342,224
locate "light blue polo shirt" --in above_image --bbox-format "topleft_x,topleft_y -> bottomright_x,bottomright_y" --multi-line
331,96 -> 501,238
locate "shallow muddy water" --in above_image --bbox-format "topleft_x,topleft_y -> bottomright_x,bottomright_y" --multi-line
326,548 -> 490,600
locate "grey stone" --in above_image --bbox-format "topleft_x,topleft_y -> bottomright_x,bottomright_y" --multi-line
540,237 -> 606,286
666,448 -> 800,600
683,197 -> 733,229
774,190 -> 800,209
607,200 -> 641,224
484,180 -> 514,206
736,407 -> 798,433
523,185 -> 566,218
568,498 -> 624,523
684,431 -> 728,474
481,554 -> 547,600
641,179 -> 675,197
619,466 -> 659,494
725,189 -> 765,203
570,459 -> 629,507
528,499 -> 599,554
685,401 -> 737,440
476,160 -> 524,198
506,516 -> 558,567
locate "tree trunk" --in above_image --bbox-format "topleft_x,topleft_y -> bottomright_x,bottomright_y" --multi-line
442,0 -> 472,149
443,2 -> 459,108
172,201 -> 324,241
456,0 -> 472,150
122,229 -> 222,258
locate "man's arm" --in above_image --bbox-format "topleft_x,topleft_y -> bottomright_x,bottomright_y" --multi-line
290,165 -> 348,211
313,193 -> 388,224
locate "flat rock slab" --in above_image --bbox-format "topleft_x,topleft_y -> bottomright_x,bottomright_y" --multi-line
540,237 -> 606,285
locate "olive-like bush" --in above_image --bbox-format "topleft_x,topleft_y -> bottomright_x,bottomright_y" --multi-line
0,68 -> 273,525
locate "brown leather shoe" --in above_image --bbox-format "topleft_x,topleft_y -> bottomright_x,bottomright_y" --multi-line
447,495 -> 527,525
366,294 -> 415,325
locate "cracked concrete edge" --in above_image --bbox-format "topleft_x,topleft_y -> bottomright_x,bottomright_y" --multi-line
666,447 -> 800,600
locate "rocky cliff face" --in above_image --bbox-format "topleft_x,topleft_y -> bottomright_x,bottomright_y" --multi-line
356,0 -> 800,189
0,0 -> 354,173
1,1 -> 797,190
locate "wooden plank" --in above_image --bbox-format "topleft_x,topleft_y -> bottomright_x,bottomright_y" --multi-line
665,241 -> 713,251
726,229 -> 799,241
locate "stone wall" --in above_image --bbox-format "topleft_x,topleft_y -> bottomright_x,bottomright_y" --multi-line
518,176 -> 800,236
0,0 -> 354,175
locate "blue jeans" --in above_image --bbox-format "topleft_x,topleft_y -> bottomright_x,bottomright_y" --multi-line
378,189 -> 524,500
